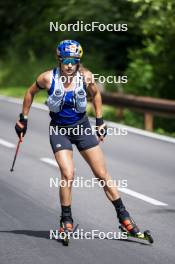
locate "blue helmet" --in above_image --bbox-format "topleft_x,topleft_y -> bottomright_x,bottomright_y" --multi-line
57,40 -> 83,59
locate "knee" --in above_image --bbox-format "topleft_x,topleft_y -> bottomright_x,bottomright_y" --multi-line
95,169 -> 108,181
61,169 -> 74,182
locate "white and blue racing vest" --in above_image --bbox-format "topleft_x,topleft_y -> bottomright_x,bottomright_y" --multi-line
47,68 -> 87,114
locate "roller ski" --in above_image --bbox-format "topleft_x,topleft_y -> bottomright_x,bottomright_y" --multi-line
59,217 -> 74,246
118,209 -> 154,244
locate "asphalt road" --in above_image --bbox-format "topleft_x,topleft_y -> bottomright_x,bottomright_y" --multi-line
0,98 -> 175,264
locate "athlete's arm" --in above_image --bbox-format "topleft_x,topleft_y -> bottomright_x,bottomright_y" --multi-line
15,71 -> 51,138
83,70 -> 102,118
83,70 -> 107,141
22,71 -> 50,116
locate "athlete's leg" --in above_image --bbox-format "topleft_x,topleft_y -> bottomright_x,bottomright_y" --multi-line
80,145 -> 140,234
54,150 -> 74,206
54,149 -> 74,229
50,126 -> 74,228
80,145 -> 120,201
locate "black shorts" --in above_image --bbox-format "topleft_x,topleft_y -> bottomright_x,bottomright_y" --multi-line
49,116 -> 99,153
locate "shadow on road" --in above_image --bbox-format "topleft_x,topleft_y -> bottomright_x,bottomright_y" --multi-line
0,230 -> 152,246
0,230 -> 62,244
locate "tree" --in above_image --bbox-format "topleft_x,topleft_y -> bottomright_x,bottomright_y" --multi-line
125,0 -> 175,100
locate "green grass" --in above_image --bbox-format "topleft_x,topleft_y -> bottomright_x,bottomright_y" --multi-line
0,86 -> 48,103
0,86 -> 26,98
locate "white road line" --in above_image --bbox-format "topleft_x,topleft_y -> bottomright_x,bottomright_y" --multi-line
40,157 -> 57,167
108,121 -> 175,144
41,157 -> 77,172
89,118 -> 175,144
41,156 -> 168,206
0,138 -> 15,148
119,187 -> 168,206
1,95 -> 174,144
0,95 -> 48,111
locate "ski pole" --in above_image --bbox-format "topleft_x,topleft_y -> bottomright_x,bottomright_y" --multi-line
10,134 -> 23,172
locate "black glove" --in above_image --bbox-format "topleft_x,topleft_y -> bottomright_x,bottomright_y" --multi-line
96,117 -> 107,138
15,113 -> 28,138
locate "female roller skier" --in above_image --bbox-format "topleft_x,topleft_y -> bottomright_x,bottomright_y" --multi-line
15,40 -> 141,238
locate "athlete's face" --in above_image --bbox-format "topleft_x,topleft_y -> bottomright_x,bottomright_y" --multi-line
60,57 -> 79,76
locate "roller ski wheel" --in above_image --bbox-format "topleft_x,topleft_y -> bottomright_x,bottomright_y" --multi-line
144,230 -> 154,244
63,232 -> 69,246
59,220 -> 73,246
119,225 -> 154,244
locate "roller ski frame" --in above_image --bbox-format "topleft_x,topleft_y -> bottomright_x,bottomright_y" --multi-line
119,225 -> 154,244
59,223 -> 79,246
